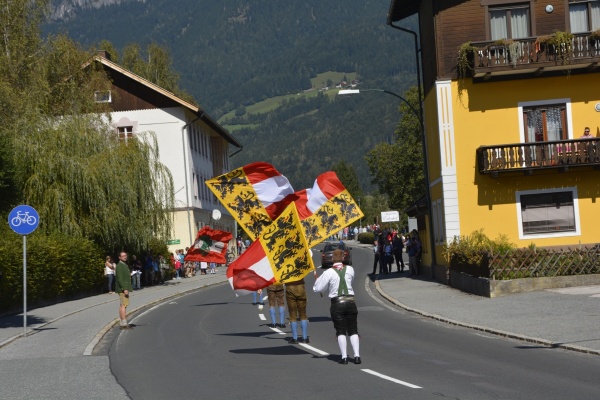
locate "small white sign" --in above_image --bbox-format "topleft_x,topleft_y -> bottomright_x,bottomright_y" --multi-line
381,211 -> 399,222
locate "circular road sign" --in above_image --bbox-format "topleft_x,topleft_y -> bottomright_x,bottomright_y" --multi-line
8,205 -> 40,235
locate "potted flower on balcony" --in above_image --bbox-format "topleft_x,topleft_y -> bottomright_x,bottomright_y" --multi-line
589,29 -> 600,45
457,41 -> 477,78
549,30 -> 574,65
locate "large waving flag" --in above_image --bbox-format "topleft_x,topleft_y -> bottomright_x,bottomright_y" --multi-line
298,172 -> 363,247
184,226 -> 233,264
206,162 -> 296,240
226,203 -> 315,296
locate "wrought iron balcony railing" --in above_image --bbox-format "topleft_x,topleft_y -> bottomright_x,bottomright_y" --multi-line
477,138 -> 600,175
470,32 -> 600,77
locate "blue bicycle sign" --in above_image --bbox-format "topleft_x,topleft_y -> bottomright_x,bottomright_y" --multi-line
8,205 -> 39,235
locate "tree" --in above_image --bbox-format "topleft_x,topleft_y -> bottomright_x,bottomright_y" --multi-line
0,1 -> 175,254
18,118 -> 174,254
365,86 -> 425,212
331,160 -> 363,200
118,41 -> 196,104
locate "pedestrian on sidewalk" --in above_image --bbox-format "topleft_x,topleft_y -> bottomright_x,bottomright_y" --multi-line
130,255 -> 142,289
313,249 -> 361,365
406,230 -> 420,276
392,234 -> 405,273
371,241 -> 380,275
383,240 -> 393,274
104,256 -> 116,293
115,251 -> 134,330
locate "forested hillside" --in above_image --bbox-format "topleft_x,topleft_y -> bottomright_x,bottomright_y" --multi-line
45,0 -> 419,190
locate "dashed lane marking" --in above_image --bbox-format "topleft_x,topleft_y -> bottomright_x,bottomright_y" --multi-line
258,313 -> 266,320
299,343 -> 329,356
361,369 -> 422,389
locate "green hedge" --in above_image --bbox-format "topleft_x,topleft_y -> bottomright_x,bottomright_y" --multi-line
0,228 -> 104,312
357,232 -> 374,245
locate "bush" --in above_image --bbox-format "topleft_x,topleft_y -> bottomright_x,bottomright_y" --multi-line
357,232 -> 374,244
443,229 -> 516,277
0,226 -> 104,312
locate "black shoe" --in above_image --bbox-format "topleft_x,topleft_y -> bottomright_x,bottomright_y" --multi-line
278,323 -> 286,328
289,338 -> 298,344
299,337 -> 309,344
252,302 -> 257,305
354,356 -> 362,364
338,358 -> 348,365
269,323 -> 277,328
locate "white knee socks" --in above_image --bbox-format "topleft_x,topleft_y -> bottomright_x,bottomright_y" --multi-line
337,335 -> 347,358
350,334 -> 360,357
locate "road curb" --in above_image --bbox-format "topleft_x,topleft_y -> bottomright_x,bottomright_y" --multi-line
0,297 -> 117,350
83,279 -> 228,355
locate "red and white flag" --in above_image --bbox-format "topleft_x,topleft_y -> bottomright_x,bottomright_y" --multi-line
226,203 -> 314,296
206,162 -> 296,240
184,226 -> 233,264
298,172 -> 363,247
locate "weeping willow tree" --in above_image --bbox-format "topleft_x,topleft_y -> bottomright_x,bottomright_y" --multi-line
0,0 -> 175,254
16,116 -> 174,254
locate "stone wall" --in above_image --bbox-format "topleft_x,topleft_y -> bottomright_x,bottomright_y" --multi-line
447,271 -> 600,298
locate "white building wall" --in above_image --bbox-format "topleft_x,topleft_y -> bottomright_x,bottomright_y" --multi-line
110,107 -> 236,251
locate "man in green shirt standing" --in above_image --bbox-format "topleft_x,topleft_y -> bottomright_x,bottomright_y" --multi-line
115,251 -> 134,329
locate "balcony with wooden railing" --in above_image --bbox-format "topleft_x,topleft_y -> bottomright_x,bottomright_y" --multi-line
477,138 -> 600,175
468,32 -> 600,80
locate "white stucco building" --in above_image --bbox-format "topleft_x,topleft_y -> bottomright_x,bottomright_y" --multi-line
93,52 -> 242,252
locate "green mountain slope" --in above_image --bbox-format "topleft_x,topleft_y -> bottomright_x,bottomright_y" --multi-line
45,0 -> 419,190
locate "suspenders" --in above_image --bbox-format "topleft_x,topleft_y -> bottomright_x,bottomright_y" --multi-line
334,266 -> 348,296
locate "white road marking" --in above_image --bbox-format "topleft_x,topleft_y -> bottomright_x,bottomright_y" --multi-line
361,369 -> 422,388
130,304 -> 161,324
269,326 -> 286,335
258,313 -> 266,320
299,343 -> 329,356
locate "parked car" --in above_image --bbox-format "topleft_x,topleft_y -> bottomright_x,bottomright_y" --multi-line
320,242 -> 352,268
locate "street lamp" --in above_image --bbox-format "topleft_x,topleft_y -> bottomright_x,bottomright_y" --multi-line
338,89 -> 422,125
337,87 -> 437,268
357,197 -> 362,230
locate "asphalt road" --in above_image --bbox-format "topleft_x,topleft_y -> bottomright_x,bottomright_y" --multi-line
107,246 -> 600,400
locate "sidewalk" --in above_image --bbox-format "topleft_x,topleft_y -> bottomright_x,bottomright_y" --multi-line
0,271 -> 229,400
374,260 -> 600,356
346,239 -> 600,355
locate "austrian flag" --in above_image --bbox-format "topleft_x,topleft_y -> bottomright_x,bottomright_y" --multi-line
184,226 -> 233,264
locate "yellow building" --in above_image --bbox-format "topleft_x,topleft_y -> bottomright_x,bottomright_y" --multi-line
388,1 -> 600,277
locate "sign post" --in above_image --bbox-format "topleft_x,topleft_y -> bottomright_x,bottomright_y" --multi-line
8,205 -> 40,337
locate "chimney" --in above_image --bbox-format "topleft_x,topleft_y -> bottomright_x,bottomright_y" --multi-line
97,50 -> 111,61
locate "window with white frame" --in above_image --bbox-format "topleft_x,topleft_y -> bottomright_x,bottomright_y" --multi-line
519,99 -> 573,143
193,172 -> 198,199
569,0 -> 600,33
489,3 -> 531,40
117,126 -> 134,142
516,188 -> 580,237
